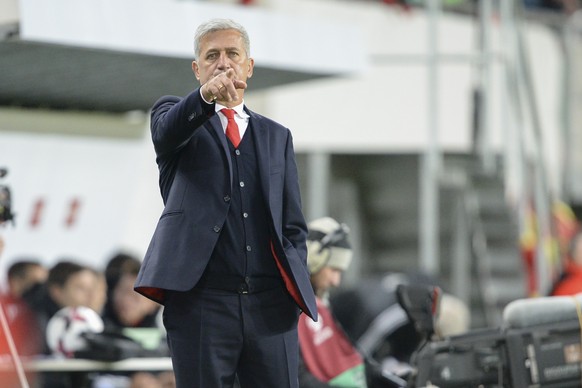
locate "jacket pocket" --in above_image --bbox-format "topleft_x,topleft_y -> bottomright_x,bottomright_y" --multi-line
159,210 -> 183,220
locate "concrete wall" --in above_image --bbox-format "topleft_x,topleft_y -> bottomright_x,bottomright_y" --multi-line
0,110 -> 161,284
0,0 -> 566,286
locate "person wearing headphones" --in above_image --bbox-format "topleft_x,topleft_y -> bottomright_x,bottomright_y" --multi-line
297,217 -> 401,388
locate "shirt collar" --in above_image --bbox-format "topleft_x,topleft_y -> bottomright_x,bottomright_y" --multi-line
215,101 -> 249,119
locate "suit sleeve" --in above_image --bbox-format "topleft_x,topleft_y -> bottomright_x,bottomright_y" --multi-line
150,87 -> 215,157
281,130 -> 308,266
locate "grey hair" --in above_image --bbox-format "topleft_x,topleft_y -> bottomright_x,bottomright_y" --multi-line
194,19 -> 251,60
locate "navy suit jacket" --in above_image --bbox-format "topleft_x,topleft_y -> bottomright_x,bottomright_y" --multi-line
135,88 -> 317,320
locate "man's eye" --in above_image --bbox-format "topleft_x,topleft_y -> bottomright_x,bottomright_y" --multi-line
207,53 -> 217,60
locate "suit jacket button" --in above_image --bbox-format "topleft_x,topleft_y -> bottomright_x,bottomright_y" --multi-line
188,113 -> 196,121
223,195 -> 231,202
213,225 -> 221,233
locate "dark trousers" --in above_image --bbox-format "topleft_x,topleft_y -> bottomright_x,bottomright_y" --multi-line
163,282 -> 300,388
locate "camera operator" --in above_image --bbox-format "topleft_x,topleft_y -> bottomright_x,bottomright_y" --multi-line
297,217 -> 404,388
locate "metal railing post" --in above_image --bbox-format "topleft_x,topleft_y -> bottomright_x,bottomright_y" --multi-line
420,0 -> 442,276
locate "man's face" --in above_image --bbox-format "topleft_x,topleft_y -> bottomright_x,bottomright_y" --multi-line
113,273 -> 159,326
192,29 -> 254,87
51,269 -> 95,308
311,266 -> 343,297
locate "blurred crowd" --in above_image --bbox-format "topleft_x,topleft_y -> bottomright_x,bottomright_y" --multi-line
380,0 -> 582,15
0,240 -> 174,388
522,0 -> 581,14
0,208 -> 580,388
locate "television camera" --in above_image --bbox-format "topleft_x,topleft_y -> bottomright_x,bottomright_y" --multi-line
402,288 -> 582,387
0,168 -> 15,225
332,280 -> 582,387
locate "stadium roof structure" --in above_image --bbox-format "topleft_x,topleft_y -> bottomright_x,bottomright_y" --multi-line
0,0 -> 367,113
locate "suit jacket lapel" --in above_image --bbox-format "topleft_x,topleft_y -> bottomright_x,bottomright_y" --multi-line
248,109 -> 271,207
208,114 -> 233,188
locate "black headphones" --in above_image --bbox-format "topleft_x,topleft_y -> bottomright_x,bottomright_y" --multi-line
308,223 -> 350,253
307,222 -> 351,274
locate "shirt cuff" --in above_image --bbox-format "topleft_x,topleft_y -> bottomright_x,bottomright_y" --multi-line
200,87 -> 214,105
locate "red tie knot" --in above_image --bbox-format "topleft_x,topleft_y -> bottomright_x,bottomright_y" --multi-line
221,108 -> 236,120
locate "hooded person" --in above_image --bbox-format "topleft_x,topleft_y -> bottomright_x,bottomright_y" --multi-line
306,217 -> 353,300
297,217 -> 403,388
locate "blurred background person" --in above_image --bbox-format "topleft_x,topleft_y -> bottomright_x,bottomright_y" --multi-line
6,259 -> 48,299
330,271 -> 470,379
2,259 -> 46,354
105,252 -> 144,294
96,253 -> 169,388
88,268 -> 107,316
102,252 -> 161,331
23,260 -> 99,353
0,250 -> 43,387
550,231 -> 582,296
298,217 -> 401,388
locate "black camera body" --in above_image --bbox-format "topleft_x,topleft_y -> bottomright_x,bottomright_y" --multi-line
0,168 -> 15,225
410,319 -> 582,388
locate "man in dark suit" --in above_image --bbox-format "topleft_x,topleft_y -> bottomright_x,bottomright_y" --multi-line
134,18 -> 317,388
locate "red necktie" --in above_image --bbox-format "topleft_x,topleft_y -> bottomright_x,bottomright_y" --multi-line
221,108 -> 241,148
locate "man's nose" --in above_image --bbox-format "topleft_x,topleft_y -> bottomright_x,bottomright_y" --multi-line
217,53 -> 230,70
331,272 -> 342,287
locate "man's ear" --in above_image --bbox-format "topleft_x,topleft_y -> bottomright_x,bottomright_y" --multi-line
247,58 -> 254,79
192,61 -> 200,80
